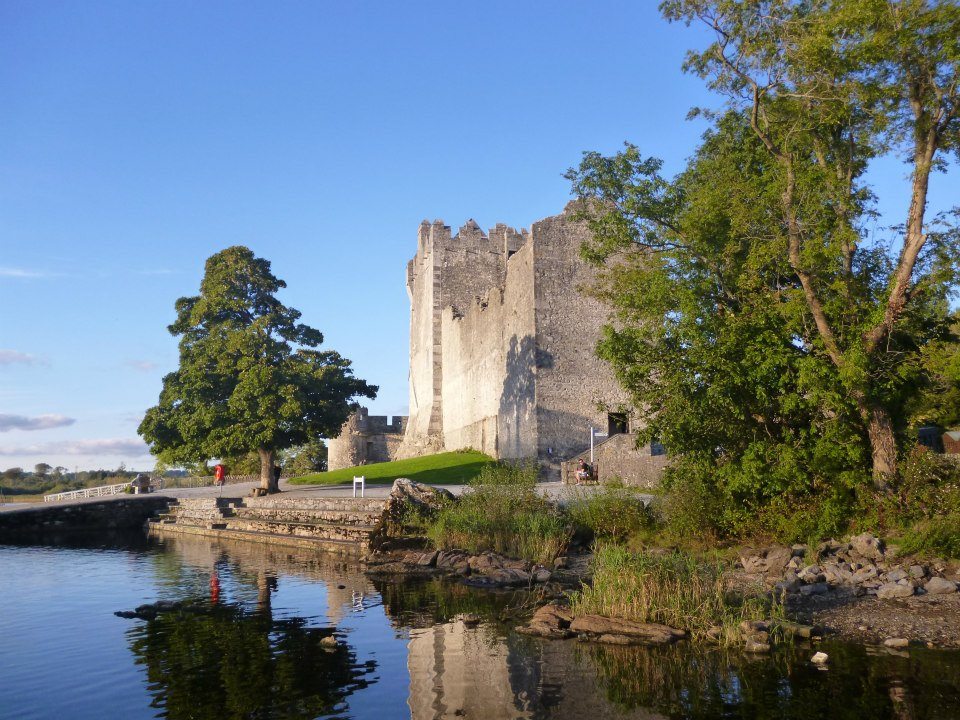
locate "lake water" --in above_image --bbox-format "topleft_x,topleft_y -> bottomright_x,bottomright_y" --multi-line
2,534 -> 959,720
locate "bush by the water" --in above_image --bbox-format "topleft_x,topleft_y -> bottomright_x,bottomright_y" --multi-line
569,544 -> 775,641
566,483 -> 658,544
855,448 -> 960,558
426,463 -> 570,565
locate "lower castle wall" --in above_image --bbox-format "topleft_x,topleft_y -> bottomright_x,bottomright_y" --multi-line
439,240 -> 538,460
560,433 -> 668,488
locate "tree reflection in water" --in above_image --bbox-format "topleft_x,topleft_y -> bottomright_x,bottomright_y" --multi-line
127,573 -> 374,720
582,641 -> 960,720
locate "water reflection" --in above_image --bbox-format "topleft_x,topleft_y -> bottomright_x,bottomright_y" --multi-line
4,534 -> 958,720
149,537 -> 960,720
127,536 -> 378,720
128,600 -> 371,719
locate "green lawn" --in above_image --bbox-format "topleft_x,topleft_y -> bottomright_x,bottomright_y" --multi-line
289,451 -> 495,486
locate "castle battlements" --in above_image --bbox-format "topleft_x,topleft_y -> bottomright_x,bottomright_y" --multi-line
407,218 -> 530,287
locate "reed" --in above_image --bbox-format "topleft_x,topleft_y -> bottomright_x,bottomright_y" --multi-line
569,544 -> 776,641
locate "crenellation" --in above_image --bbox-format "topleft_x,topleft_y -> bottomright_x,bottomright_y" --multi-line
339,206 -> 657,485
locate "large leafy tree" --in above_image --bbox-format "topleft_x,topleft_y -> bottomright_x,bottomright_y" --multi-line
652,0 -> 960,484
139,246 -> 376,493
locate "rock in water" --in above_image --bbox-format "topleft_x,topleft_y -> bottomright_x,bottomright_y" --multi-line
568,615 -> 686,645
811,651 -> 829,666
884,637 -> 910,649
516,604 -> 574,639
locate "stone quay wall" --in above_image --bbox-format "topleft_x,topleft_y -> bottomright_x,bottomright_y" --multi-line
0,496 -> 171,541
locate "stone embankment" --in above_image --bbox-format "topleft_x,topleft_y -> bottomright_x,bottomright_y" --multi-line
149,496 -> 387,553
0,496 -> 170,541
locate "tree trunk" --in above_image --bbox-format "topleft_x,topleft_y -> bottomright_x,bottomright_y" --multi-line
258,447 -> 279,494
866,406 -> 897,489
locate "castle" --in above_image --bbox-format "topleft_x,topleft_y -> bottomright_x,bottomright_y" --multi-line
328,204 -> 667,483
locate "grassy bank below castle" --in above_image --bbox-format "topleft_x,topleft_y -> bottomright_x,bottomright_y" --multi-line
288,450 -> 494,487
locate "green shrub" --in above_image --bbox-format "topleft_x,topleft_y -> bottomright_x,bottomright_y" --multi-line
898,514 -> 960,559
569,544 -> 777,641
567,485 -> 658,544
469,461 -> 539,488
427,463 -> 569,564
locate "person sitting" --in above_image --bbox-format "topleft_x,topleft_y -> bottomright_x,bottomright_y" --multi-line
575,460 -> 593,485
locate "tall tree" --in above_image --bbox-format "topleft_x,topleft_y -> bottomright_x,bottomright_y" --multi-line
655,0 -> 960,483
139,246 -> 376,493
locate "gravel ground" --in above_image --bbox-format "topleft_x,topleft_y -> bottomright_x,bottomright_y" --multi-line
790,587 -> 960,648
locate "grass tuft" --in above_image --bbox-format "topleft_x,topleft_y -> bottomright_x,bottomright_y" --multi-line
569,544 -> 776,642
426,463 -> 570,565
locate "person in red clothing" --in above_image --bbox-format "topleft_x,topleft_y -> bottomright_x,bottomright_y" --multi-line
214,464 -> 225,486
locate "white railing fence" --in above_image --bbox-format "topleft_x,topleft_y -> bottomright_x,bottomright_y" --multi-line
42,473 -> 287,502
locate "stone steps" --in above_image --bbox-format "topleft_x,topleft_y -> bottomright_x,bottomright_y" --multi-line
230,506 -> 382,526
148,495 -> 386,552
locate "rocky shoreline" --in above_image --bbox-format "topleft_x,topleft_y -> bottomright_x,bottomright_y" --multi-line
376,481 -> 959,651
367,530 -> 960,652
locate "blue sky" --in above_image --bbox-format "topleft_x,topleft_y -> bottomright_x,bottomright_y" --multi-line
0,1 -> 955,471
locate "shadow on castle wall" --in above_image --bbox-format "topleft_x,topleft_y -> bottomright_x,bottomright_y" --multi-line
498,335 -> 537,459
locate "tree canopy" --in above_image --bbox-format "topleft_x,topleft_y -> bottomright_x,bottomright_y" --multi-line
139,246 -> 376,492
568,0 -> 960,537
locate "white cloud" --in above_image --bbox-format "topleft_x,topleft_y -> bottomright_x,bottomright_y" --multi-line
0,267 -> 57,279
0,350 -> 42,366
0,414 -> 76,432
124,359 -> 158,372
0,438 -> 150,456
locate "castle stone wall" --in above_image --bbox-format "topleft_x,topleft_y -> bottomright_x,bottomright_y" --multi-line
392,205 -> 660,485
439,240 -> 537,459
327,408 -> 407,471
528,212 -> 629,478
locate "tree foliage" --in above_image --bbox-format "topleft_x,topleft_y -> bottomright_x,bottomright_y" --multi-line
139,246 -> 376,492
568,0 -> 960,536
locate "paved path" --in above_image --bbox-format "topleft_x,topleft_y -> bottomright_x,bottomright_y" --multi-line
1,479 -> 654,512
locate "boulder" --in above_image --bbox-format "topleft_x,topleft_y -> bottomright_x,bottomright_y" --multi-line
476,567 -> 532,586
883,637 -> 910,649
436,550 -> 471,574
885,568 -> 908,583
762,546 -> 793,577
909,565 -> 926,579
924,577 -> 958,595
516,604 -> 574,639
468,553 -> 504,574
877,582 -> 914,599
569,615 -> 686,644
775,571 -> 801,595
416,550 -> 439,567
745,639 -> 772,653
386,479 -> 455,521
849,533 -> 885,562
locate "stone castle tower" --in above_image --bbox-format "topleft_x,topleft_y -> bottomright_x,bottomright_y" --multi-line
395,203 -> 629,479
